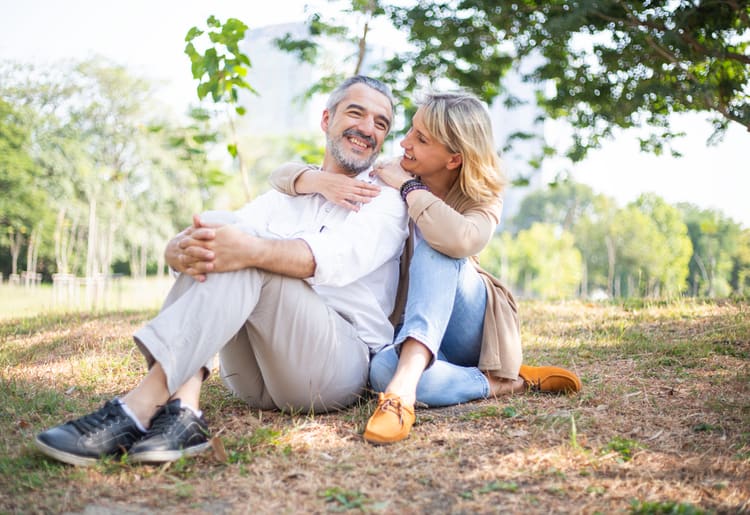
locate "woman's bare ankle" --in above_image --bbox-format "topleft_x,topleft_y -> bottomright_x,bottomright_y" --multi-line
485,372 -> 525,397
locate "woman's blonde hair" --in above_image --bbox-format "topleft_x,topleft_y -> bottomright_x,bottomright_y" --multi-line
418,91 -> 506,202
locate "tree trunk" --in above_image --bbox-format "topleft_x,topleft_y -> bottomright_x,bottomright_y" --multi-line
693,253 -> 710,297
580,259 -> 588,298
140,244 -> 147,277
130,245 -> 138,278
101,219 -> 115,276
627,275 -> 636,298
605,235 -> 616,297
156,241 -> 166,278
71,221 -> 85,277
26,223 -> 41,275
54,208 -> 69,274
9,230 -> 23,276
86,198 -> 98,278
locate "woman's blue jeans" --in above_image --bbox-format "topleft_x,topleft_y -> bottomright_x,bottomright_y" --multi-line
369,240 -> 490,406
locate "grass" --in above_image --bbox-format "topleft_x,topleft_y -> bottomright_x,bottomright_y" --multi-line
0,295 -> 748,513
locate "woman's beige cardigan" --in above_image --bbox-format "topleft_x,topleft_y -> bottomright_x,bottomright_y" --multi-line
270,164 -> 522,380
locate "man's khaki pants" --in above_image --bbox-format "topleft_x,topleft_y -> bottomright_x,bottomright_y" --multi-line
134,268 -> 370,412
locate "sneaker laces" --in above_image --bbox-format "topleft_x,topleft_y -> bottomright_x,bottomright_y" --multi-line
378,397 -> 406,427
70,401 -> 123,435
145,402 -> 182,436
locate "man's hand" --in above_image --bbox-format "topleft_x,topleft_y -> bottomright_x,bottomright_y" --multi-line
165,213 -> 316,281
295,170 -> 380,211
165,214 -> 219,282
191,224 -> 254,274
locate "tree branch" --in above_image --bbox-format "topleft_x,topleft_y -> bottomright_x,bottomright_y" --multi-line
591,1 -> 750,130
594,1 -> 750,65
355,19 -> 369,76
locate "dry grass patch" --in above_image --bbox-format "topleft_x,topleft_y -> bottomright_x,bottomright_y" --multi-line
1,299 -> 748,514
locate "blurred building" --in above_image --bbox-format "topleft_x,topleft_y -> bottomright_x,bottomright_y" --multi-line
238,23 -> 322,135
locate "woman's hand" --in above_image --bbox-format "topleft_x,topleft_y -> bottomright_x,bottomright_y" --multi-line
295,170 -> 380,212
370,157 -> 413,190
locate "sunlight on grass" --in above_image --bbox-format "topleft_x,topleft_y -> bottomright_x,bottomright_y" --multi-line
0,277 -> 174,320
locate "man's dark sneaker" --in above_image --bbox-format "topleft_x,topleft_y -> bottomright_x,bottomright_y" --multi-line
34,400 -> 145,466
128,399 -> 211,463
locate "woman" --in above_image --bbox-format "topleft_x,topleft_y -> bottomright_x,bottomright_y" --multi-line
270,91 -> 581,444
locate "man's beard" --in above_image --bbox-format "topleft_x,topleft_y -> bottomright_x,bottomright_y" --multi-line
327,129 -> 378,174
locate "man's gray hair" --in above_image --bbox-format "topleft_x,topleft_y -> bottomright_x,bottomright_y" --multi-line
326,76 -> 395,118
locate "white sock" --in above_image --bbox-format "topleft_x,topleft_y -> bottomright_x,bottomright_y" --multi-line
173,398 -> 203,418
115,398 -> 147,433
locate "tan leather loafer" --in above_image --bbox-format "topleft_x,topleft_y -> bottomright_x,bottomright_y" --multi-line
363,393 -> 416,445
518,364 -> 582,393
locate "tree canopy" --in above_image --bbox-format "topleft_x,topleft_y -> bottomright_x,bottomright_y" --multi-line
277,0 -> 750,167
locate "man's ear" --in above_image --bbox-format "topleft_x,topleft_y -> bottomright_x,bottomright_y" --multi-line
447,153 -> 462,171
320,109 -> 331,132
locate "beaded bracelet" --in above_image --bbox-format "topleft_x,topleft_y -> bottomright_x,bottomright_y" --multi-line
399,178 -> 429,201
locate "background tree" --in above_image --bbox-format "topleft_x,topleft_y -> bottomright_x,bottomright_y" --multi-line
66,59 -> 157,280
679,204 -> 741,297
483,223 -> 583,299
1,62 -> 90,277
277,0 -> 748,177
509,181 -> 623,297
572,194 -> 620,297
609,205 -> 670,297
0,99 -> 50,278
480,232 -> 512,286
631,193 -> 693,296
385,1 -> 749,159
510,181 -> 600,233
0,59 -> 212,281
731,228 -> 750,295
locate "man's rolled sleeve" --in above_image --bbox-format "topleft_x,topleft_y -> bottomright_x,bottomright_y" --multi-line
299,232 -> 342,285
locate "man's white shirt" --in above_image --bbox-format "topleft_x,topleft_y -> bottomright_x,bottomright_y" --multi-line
217,170 -> 408,352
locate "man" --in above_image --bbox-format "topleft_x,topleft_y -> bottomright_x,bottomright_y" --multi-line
34,76 -> 409,466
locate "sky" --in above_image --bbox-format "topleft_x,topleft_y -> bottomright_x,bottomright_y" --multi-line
1,0 -> 747,227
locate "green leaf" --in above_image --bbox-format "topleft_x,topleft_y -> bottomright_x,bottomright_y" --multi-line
184,26 -> 203,42
204,48 -> 219,76
196,82 -> 211,100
